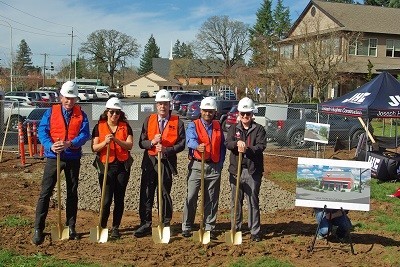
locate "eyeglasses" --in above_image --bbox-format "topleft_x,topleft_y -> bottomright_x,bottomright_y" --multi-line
108,110 -> 121,115
240,112 -> 252,117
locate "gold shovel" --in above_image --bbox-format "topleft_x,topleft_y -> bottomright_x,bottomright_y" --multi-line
193,151 -> 211,244
90,143 -> 110,243
51,152 -> 69,241
225,152 -> 243,245
152,151 -> 170,244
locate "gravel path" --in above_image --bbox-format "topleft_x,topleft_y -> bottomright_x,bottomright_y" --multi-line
62,152 -> 295,213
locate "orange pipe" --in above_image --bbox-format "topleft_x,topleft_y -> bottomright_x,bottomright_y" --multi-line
18,122 -> 26,165
32,121 -> 38,155
27,122 -> 33,157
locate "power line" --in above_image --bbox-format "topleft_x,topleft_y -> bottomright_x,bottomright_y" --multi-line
0,0 -> 71,28
0,14 -> 67,35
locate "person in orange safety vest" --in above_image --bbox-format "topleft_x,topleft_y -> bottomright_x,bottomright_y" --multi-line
91,97 -> 133,239
181,97 -> 226,240
134,89 -> 185,238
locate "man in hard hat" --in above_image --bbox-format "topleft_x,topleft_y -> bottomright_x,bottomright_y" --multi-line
134,89 -> 186,238
225,97 -> 266,242
32,81 -> 90,245
181,97 -> 226,239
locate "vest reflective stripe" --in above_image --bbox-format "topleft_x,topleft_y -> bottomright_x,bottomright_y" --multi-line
98,121 -> 129,163
50,104 -> 83,142
147,114 -> 179,156
193,119 -> 221,163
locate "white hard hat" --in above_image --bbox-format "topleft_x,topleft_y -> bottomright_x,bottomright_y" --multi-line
237,97 -> 255,112
200,97 -> 217,110
60,81 -> 78,98
155,89 -> 172,102
106,97 -> 122,110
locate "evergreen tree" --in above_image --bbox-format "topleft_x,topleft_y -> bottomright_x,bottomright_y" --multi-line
273,0 -> 291,40
14,39 -> 34,76
172,40 -> 181,58
249,0 -> 274,39
172,40 -> 194,59
364,0 -> 390,6
389,0 -> 400,7
138,34 -> 160,75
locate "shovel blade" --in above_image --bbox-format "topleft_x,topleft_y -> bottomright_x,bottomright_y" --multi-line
225,230 -> 242,245
89,226 -> 108,243
152,225 -> 170,244
193,230 -> 211,244
51,224 -> 69,241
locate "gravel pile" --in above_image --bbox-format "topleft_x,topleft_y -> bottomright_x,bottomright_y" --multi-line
61,152 -> 295,213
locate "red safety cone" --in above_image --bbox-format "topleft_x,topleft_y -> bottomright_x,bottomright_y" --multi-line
27,122 -> 33,157
18,122 -> 26,166
32,121 -> 38,156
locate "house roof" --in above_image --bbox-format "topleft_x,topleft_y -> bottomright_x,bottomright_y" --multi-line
290,0 -> 400,36
121,71 -> 181,87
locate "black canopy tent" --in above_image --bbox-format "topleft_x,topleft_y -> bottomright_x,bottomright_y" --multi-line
320,72 -> 400,119
320,72 -> 400,181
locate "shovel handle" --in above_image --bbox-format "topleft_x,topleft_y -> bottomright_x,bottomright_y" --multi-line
199,151 -> 205,232
56,151 -> 62,239
157,151 -> 163,228
232,152 -> 242,235
98,143 -> 110,228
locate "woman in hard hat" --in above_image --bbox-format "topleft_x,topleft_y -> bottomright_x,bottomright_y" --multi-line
91,97 -> 133,239
225,97 -> 267,242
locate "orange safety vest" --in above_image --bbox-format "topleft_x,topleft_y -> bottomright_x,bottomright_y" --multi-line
147,114 -> 179,156
193,119 -> 221,163
50,104 -> 83,143
98,121 -> 130,163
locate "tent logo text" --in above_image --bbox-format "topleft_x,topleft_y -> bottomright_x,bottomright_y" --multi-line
388,95 -> 400,106
342,93 -> 371,104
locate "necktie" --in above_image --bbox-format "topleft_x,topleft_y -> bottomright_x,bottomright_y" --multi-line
160,119 -> 165,133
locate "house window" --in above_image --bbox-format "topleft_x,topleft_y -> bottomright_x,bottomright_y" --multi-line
349,38 -> 377,56
280,45 -> 293,59
386,39 -> 400,58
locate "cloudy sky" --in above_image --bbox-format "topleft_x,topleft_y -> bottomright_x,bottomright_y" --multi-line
0,0 -> 309,71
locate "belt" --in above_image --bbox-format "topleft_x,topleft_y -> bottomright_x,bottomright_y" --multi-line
193,158 -> 214,164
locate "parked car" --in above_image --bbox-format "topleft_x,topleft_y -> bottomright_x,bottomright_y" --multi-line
31,90 -> 57,102
186,101 -> 201,120
214,100 -> 239,123
5,91 -> 45,106
172,93 -> 204,111
94,87 -> 110,100
3,100 -> 37,131
178,103 -> 189,116
140,91 -> 150,98
77,89 -> 90,102
4,96 -> 35,107
223,105 -> 239,131
22,108 -> 48,143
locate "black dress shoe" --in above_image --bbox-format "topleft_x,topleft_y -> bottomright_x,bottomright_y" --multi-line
32,229 -> 44,245
111,227 -> 121,239
69,226 -> 79,240
134,224 -> 151,238
182,230 -> 192,238
251,234 -> 261,242
210,232 -> 218,240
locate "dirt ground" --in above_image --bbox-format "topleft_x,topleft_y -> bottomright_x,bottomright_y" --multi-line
0,150 -> 399,267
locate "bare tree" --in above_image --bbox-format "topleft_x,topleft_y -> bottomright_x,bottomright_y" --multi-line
80,29 -> 140,88
195,16 -> 250,83
274,13 -> 358,102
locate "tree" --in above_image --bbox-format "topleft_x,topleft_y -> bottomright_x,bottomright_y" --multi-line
389,0 -> 400,7
364,0 -> 390,5
195,15 -> 250,83
80,29 -> 140,88
273,0 -> 291,40
274,13 -> 356,103
138,34 -> 160,75
14,39 -> 34,76
172,40 -> 195,59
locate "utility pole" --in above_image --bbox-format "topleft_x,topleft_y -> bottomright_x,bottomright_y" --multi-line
41,53 -> 47,87
0,20 -> 13,91
69,27 -> 74,80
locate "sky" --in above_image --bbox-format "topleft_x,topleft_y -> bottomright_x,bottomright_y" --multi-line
0,0 -> 309,72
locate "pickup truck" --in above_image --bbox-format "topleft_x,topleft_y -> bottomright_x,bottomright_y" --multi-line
269,107 -> 366,148
95,86 -> 122,99
3,101 -> 37,131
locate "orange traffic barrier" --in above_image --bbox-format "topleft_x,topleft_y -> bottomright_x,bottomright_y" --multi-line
27,122 -> 33,157
18,122 -> 26,165
39,144 -> 44,157
32,121 -> 38,155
